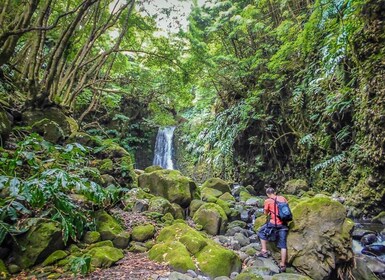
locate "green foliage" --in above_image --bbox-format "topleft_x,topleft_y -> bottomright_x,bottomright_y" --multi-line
69,255 -> 92,276
0,134 -> 125,245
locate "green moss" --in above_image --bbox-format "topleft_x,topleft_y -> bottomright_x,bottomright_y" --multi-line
87,246 -> 124,268
148,241 -> 195,272
271,274 -> 312,280
113,232 -> 131,249
239,191 -> 252,202
144,165 -> 163,173
253,215 -> 267,232
94,210 -> 124,240
201,187 -> 223,200
219,192 -> 236,202
216,199 -> 232,216
42,250 -> 68,266
161,212 -> 174,225
201,178 -> 231,193
87,240 -> 114,249
341,218 -> 355,240
179,231 -> 208,254
189,200 -> 205,217
83,231 -> 101,244
149,196 -> 174,215
193,203 -> 228,235
196,243 -> 241,278
157,223 -> 192,243
131,224 -> 156,242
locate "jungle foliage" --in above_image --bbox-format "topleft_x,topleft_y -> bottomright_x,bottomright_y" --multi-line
176,0 -> 385,214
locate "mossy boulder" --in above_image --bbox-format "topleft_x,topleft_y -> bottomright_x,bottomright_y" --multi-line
10,218 -> 64,269
31,118 -> 65,143
138,169 -> 196,207
171,203 -> 185,219
149,196 -> 174,215
196,243 -> 242,278
42,250 -> 68,266
283,179 -> 309,195
201,178 -> 231,194
95,210 -> 124,240
287,196 -> 354,280
131,224 -> 156,242
219,192 -> 236,202
83,231 -> 101,244
148,241 -> 195,272
193,203 -> 228,235
152,223 -> 241,277
372,211 -> 385,224
144,165 -> 163,173
189,199 -> 205,217
271,274 -> 312,280
94,210 -> 130,248
201,187 -> 223,202
253,215 -> 266,232
86,246 -> 124,269
239,191 -> 252,202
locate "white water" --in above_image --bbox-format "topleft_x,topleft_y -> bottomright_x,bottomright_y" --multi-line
153,126 -> 176,169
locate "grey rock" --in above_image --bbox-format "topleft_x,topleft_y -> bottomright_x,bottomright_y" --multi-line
234,232 -> 250,247
169,271 -> 194,280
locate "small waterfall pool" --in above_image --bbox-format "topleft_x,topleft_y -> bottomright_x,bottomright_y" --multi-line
153,126 -> 176,169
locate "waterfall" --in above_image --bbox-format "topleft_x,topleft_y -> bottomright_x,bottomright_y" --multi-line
153,126 -> 176,169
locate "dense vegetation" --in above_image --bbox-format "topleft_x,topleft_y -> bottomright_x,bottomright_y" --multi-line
0,0 -> 384,258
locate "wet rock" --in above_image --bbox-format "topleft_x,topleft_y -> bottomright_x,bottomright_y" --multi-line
360,233 -> 378,246
362,244 -> 385,256
352,228 -> 376,240
372,211 -> 385,224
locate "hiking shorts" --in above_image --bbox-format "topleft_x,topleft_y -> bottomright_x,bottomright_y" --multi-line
258,223 -> 288,249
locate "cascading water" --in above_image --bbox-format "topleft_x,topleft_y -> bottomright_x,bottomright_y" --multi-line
152,126 -> 176,169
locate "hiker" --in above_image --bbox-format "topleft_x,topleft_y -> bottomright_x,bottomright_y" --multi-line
256,186 -> 289,273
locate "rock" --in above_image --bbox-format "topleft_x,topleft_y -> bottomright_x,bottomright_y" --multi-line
7,264 -> 20,274
360,233 -> 377,246
234,233 -> 250,247
196,244 -> 241,278
241,266 -> 271,277
362,244 -> 385,256
151,222 -> 241,277
149,196 -> 174,215
131,224 -> 156,242
271,273 -> 312,279
214,276 -> 231,280
219,192 -> 236,202
149,241 -> 195,272
138,169 -> 197,207
201,178 -> 231,194
113,232 -> 131,249
83,231 -> 101,244
171,203 -> 185,219
372,211 -> 385,224
95,210 -> 124,240
245,197 -> 263,207
189,199 -> 205,217
287,196 -> 354,280
352,228 -> 376,240
86,246 -> 124,268
42,250 -> 68,266
0,259 -> 9,278
144,165 -> 163,173
234,273 -> 263,280
193,203 -> 228,235
128,241 -> 149,253
11,218 -> 64,268
352,256 -> 380,280
132,199 -> 149,212
283,179 -> 309,195
201,187 -> 223,202
228,221 -> 247,229
88,240 -> 114,249
23,107 -> 73,140
169,271 -> 194,280
239,191 -> 252,202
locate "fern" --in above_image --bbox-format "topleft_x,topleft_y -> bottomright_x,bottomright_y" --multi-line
313,152 -> 346,171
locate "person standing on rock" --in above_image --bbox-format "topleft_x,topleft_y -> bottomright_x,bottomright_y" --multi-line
256,186 -> 289,273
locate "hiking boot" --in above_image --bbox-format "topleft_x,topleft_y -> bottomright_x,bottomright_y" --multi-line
279,265 -> 286,273
256,251 -> 269,258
